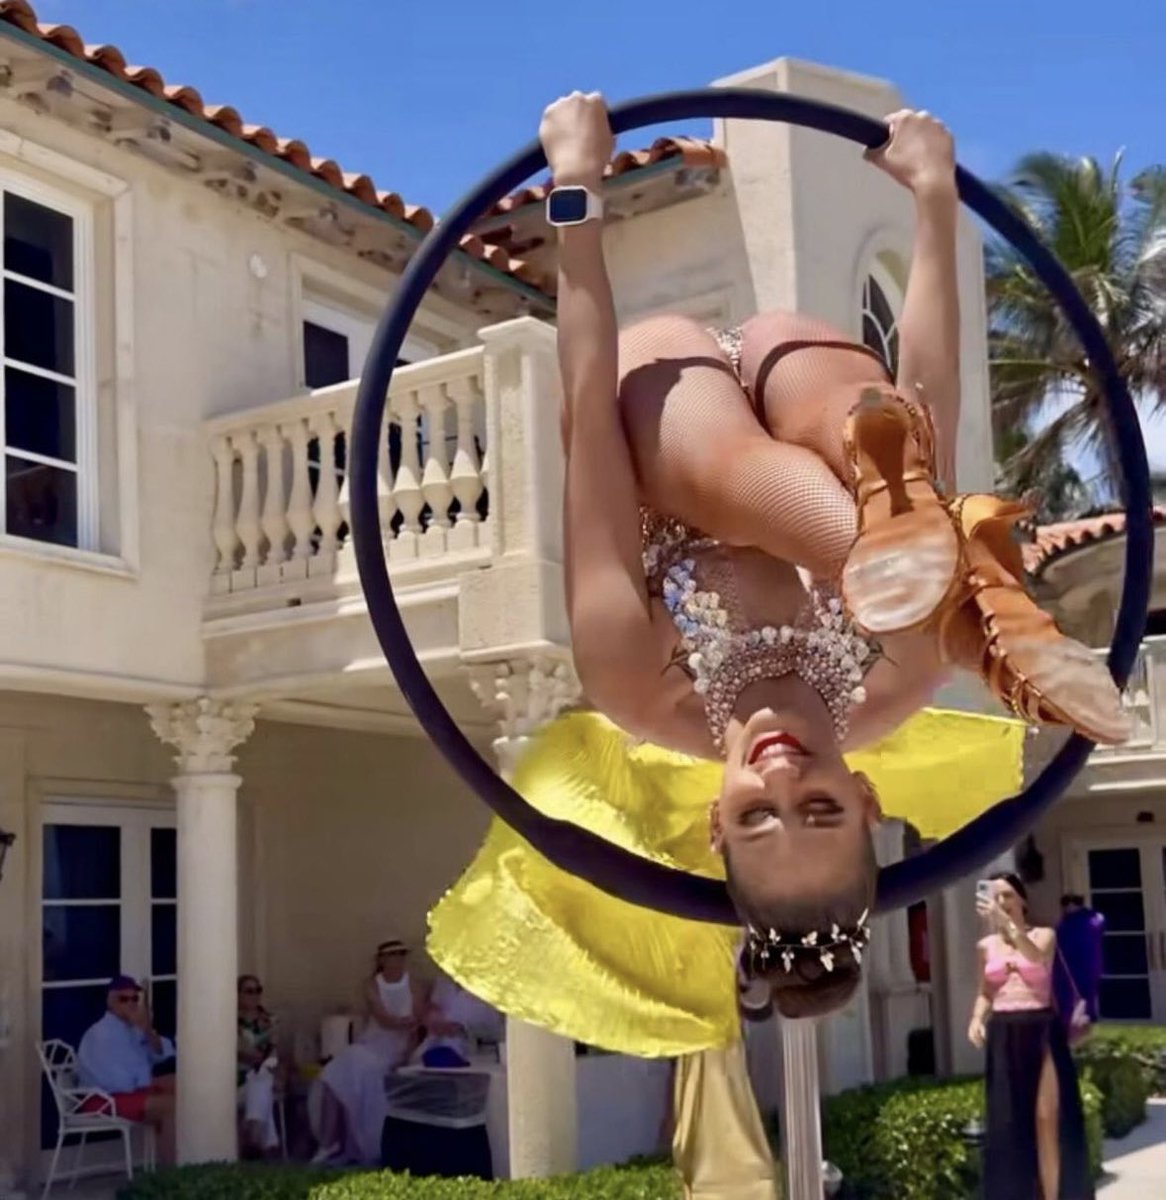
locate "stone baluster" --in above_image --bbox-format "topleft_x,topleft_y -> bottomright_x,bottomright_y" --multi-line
389,390 -> 424,558
311,409 -> 342,568
235,430 -> 262,578
259,425 -> 289,580
419,384 -> 454,553
447,376 -> 484,552
375,414 -> 397,546
467,655 -> 582,1179
147,698 -> 257,1164
284,417 -> 314,569
336,396 -> 356,539
479,440 -> 491,540
210,436 -> 238,585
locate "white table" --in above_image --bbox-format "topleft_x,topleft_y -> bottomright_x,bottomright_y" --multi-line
399,1052 -> 670,1177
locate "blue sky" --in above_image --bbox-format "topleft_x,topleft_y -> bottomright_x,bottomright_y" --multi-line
31,0 -> 1166,469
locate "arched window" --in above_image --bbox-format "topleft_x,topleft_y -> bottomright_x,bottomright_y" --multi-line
861,269 -> 900,378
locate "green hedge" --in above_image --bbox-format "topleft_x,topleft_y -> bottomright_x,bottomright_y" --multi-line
821,1075 -> 1103,1200
120,1069 -> 1113,1200
118,1162 -> 681,1200
1080,1024 -> 1166,1095
1076,1053 -> 1152,1138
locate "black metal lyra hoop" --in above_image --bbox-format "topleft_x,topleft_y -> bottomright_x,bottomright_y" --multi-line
350,88 -> 1152,918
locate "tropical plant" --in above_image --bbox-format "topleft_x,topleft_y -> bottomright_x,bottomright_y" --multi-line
987,153 -> 1165,510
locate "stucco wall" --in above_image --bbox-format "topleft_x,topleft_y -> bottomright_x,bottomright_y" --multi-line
0,95 -> 479,699
238,719 -> 491,1052
0,692 -> 487,1184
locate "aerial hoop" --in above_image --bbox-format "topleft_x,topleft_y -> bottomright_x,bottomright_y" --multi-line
350,88 -> 1152,918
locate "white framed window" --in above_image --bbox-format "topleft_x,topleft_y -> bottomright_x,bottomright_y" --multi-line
860,259 -> 902,379
301,294 -> 438,389
0,173 -> 96,551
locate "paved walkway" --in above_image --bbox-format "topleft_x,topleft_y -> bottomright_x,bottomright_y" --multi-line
1098,1098 -> 1166,1196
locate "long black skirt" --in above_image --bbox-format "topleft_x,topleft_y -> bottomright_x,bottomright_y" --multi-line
983,1008 -> 1094,1199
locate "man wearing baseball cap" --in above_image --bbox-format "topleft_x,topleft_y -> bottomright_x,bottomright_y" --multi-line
77,975 -> 177,1163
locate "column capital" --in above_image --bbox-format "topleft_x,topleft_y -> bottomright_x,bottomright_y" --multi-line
467,655 -> 581,742
147,697 -> 258,775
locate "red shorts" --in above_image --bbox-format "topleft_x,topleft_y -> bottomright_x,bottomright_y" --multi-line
79,1084 -> 161,1123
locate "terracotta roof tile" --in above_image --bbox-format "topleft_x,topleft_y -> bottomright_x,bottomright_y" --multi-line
1024,508 -> 1166,575
0,1 -> 720,295
485,135 -> 726,218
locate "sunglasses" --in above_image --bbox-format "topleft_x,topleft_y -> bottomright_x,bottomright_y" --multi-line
112,993 -> 141,1003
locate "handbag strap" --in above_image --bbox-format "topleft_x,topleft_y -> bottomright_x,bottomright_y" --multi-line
1055,941 -> 1085,1008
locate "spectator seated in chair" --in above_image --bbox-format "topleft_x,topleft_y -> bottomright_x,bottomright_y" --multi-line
237,973 -> 283,1157
76,975 -> 176,1165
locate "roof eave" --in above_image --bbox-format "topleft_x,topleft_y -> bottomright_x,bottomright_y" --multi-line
0,19 -> 554,313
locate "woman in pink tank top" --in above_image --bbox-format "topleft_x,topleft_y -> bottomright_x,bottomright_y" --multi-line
968,873 -> 1092,1199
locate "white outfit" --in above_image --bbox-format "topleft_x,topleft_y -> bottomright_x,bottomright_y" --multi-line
239,1060 -> 279,1149
312,972 -> 414,1164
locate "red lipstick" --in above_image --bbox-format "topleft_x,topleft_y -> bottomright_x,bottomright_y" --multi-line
746,732 -> 807,765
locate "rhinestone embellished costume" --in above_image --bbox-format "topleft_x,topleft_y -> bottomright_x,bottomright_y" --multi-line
641,507 -> 877,754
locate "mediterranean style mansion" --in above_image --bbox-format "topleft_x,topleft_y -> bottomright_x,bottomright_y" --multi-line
0,3 -> 1161,1192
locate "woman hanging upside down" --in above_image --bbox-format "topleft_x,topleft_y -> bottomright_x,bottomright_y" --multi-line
430,94 -> 1130,1044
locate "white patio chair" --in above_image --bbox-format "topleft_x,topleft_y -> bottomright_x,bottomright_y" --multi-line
36,1039 -> 155,1198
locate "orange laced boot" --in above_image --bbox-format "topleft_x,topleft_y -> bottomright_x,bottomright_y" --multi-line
938,494 -> 1133,746
841,387 -> 964,637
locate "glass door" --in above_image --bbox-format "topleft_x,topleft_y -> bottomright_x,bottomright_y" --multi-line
39,802 -> 176,1149
1066,836 -> 1166,1023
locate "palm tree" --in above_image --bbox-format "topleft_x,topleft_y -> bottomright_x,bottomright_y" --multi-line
987,153 -> 1165,516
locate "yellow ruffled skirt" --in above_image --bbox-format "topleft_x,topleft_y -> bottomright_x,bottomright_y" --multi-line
428,707 -> 1024,1058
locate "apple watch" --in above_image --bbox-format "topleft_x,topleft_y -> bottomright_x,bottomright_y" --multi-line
545,185 -> 604,227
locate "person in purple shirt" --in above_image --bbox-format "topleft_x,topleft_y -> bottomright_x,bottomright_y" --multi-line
76,975 -> 177,1164
1054,894 -> 1105,1029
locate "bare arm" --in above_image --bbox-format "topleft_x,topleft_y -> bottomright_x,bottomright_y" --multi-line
1003,922 -> 1056,966
542,94 -> 663,729
968,941 -> 992,1048
867,111 -> 961,490
899,189 -> 961,488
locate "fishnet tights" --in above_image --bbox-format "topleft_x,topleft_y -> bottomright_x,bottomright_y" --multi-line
617,312 -> 902,580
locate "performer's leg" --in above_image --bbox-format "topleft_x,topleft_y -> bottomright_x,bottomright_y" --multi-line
1035,1050 -> 1061,1200
619,315 -> 857,580
737,310 -> 898,486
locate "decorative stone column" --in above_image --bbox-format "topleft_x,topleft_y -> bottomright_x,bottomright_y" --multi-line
147,698 -> 257,1164
468,654 -> 581,1179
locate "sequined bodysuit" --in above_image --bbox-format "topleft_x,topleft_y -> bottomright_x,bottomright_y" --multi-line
640,507 -> 878,754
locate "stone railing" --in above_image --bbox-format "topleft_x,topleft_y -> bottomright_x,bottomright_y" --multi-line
205,319 -> 563,600
1091,635 -> 1164,754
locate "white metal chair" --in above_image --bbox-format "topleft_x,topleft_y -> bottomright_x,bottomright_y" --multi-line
36,1039 -> 155,1198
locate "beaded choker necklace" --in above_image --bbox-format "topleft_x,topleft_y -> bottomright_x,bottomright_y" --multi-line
642,511 -> 877,754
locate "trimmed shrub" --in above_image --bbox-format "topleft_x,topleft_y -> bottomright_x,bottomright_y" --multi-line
822,1074 -> 1103,1200
1076,1052 -> 1151,1138
1080,1024 -> 1166,1096
118,1162 -> 681,1200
